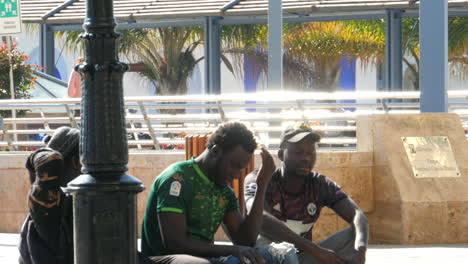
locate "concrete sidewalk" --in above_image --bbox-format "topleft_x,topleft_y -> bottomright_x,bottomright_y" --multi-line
2,233 -> 467,263
1,233 -> 21,264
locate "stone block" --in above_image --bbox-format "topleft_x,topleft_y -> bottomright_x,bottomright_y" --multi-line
316,152 -> 373,168
402,202 -> 448,244
0,169 -> 29,213
370,114 -> 468,203
446,201 -> 468,243
336,215 -> 350,231
0,153 -> 29,169
367,201 -> 402,244
316,168 -> 344,187
356,116 -> 374,153
429,175 -> 468,202
0,212 -> 28,233
313,214 -> 338,243
320,207 -> 335,216
372,165 -> 399,202
339,167 -> 374,213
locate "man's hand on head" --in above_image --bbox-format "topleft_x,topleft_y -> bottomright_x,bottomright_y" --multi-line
255,147 -> 275,188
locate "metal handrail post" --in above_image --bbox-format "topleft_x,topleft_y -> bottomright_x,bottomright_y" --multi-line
138,101 -> 160,150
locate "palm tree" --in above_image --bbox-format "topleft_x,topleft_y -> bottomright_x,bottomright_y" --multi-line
223,22 -> 384,93
285,21 -> 384,92
57,21 -> 387,96
58,26 -> 231,98
50,16 -> 468,97
344,17 -> 468,90
125,27 -> 203,96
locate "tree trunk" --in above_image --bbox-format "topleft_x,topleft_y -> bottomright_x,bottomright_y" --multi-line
311,56 -> 343,93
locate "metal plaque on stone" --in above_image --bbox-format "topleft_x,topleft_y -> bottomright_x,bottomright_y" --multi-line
402,136 -> 460,178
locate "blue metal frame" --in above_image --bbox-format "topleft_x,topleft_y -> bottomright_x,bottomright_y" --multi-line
42,0 -> 80,20
204,17 -> 221,94
39,24 -> 55,76
50,19 -> 206,31
38,5 -> 466,111
268,0 -> 282,91
221,0 -> 242,13
385,9 -> 403,92
420,0 -> 448,112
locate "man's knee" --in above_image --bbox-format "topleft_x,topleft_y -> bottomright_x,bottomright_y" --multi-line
173,255 -> 212,264
318,227 -> 356,261
256,243 -> 299,264
318,227 -> 355,248
212,256 -> 241,264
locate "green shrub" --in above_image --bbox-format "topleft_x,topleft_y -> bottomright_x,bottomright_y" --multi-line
0,40 -> 38,117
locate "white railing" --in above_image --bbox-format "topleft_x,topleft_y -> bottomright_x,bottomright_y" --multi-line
1,91 -> 468,151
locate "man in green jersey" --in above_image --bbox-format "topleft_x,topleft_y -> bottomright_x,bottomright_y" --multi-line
141,122 -> 276,264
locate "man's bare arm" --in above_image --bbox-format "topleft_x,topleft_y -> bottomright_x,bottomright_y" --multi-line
224,148 -> 275,246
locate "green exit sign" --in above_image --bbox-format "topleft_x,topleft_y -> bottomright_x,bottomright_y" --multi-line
0,0 -> 19,18
0,0 -> 21,34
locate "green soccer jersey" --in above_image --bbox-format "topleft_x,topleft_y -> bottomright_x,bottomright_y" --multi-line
141,158 -> 239,256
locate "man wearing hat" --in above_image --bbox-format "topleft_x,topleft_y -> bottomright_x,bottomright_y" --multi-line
244,123 -> 369,264
19,126 -> 81,264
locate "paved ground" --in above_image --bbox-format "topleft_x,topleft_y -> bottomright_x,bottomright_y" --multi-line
2,233 -> 467,263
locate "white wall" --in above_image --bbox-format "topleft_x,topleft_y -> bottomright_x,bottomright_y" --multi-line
355,59 -> 378,104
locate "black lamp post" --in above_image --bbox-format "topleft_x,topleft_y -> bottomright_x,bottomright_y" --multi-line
63,0 -> 144,263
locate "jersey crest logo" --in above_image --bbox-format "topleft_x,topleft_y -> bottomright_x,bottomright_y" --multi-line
307,202 -> 317,216
173,173 -> 184,182
169,181 -> 182,196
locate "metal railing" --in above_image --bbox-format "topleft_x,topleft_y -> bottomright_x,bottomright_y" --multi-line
1,91 -> 468,151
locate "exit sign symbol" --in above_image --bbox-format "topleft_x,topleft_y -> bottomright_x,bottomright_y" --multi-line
0,0 -> 21,34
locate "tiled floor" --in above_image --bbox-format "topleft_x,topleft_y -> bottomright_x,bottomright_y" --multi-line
2,233 -> 467,264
